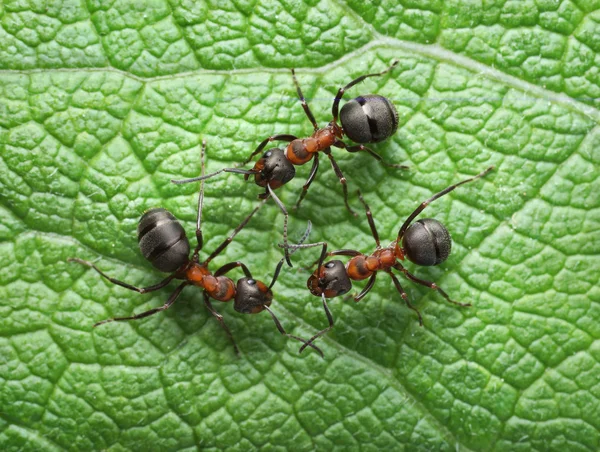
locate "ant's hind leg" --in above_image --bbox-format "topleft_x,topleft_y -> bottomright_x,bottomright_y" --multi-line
394,263 -> 470,308
388,270 -> 423,326
94,282 -> 187,327
68,258 -> 176,294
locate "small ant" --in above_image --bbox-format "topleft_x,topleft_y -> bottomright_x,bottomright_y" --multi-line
281,167 -> 494,352
68,141 -> 323,357
172,60 -> 405,266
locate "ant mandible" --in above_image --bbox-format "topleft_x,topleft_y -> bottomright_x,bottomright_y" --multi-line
68,141 -> 323,357
282,166 -> 494,352
172,59 -> 405,267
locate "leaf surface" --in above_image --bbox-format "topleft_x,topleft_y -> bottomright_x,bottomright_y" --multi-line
1,1 -> 599,451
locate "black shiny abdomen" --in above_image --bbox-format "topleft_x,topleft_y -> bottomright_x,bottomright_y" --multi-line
339,95 -> 399,143
402,218 -> 451,266
137,208 -> 190,273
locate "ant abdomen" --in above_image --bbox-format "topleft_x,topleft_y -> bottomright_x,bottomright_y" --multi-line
137,208 -> 190,273
402,218 -> 452,266
340,94 -> 399,143
234,278 -> 273,314
308,260 -> 352,298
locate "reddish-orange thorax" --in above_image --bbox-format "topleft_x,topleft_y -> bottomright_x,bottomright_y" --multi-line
185,263 -> 235,302
284,123 -> 344,165
347,248 -> 396,281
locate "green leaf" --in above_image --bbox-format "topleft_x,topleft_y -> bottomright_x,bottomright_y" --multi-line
1,1 -> 599,451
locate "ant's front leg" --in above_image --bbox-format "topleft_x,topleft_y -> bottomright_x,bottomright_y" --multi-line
242,134 -> 297,166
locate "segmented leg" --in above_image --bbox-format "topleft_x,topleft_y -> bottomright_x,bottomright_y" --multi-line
336,141 -> 408,169
291,69 -> 319,131
203,199 -> 266,265
398,166 -> 494,241
68,258 -> 176,293
171,168 -> 256,185
323,148 -> 356,216
354,272 -> 377,302
94,282 -> 187,327
204,292 -> 239,355
394,263 -> 470,307
299,294 -> 334,353
266,184 -> 293,267
332,60 -> 399,121
387,270 -> 423,326
357,190 -> 381,248
293,152 -> 319,210
193,139 -> 207,260
263,305 -> 324,358
241,134 -> 297,166
215,261 -> 253,279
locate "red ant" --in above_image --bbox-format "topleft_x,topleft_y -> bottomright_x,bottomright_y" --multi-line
172,60 -> 405,267
69,141 -> 322,357
282,167 -> 494,352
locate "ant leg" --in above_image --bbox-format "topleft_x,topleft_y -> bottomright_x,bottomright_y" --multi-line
299,293 -> 334,353
267,184 -> 293,267
354,272 -> 376,302
68,258 -> 176,293
203,199 -> 266,265
323,148 -> 357,217
263,305 -> 324,358
241,134 -> 297,166
204,292 -> 239,355
94,282 -> 187,327
172,168 -> 257,185
294,153 -> 319,210
387,270 -> 423,326
332,60 -> 399,122
336,141 -> 408,169
291,69 -> 319,131
398,166 -> 494,241
278,241 -> 328,268
214,261 -> 253,279
193,139 -> 207,260
270,219 -> 313,279
356,190 -> 380,248
394,263 -> 470,307
328,249 -> 362,257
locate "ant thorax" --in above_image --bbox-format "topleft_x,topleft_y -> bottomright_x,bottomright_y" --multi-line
185,263 -> 235,301
346,248 -> 396,281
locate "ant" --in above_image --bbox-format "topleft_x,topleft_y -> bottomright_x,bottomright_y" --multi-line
68,141 -> 323,357
172,60 -> 405,267
281,166 -> 494,352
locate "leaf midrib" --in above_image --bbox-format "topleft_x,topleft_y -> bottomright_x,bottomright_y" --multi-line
1,37 -> 598,126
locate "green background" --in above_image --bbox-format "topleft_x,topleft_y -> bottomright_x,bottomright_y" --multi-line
1,0 -> 599,450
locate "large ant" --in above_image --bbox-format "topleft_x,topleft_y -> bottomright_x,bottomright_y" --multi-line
172,60 -> 405,266
282,167 -> 494,352
69,141 -> 323,357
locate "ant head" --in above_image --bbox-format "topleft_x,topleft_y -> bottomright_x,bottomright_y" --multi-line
401,219 -> 452,266
307,260 -> 352,298
233,277 -> 273,314
252,148 -> 296,189
339,95 -> 399,143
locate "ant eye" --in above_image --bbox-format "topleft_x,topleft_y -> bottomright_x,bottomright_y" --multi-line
247,279 -> 256,285
265,151 -> 272,157
325,262 -> 335,268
